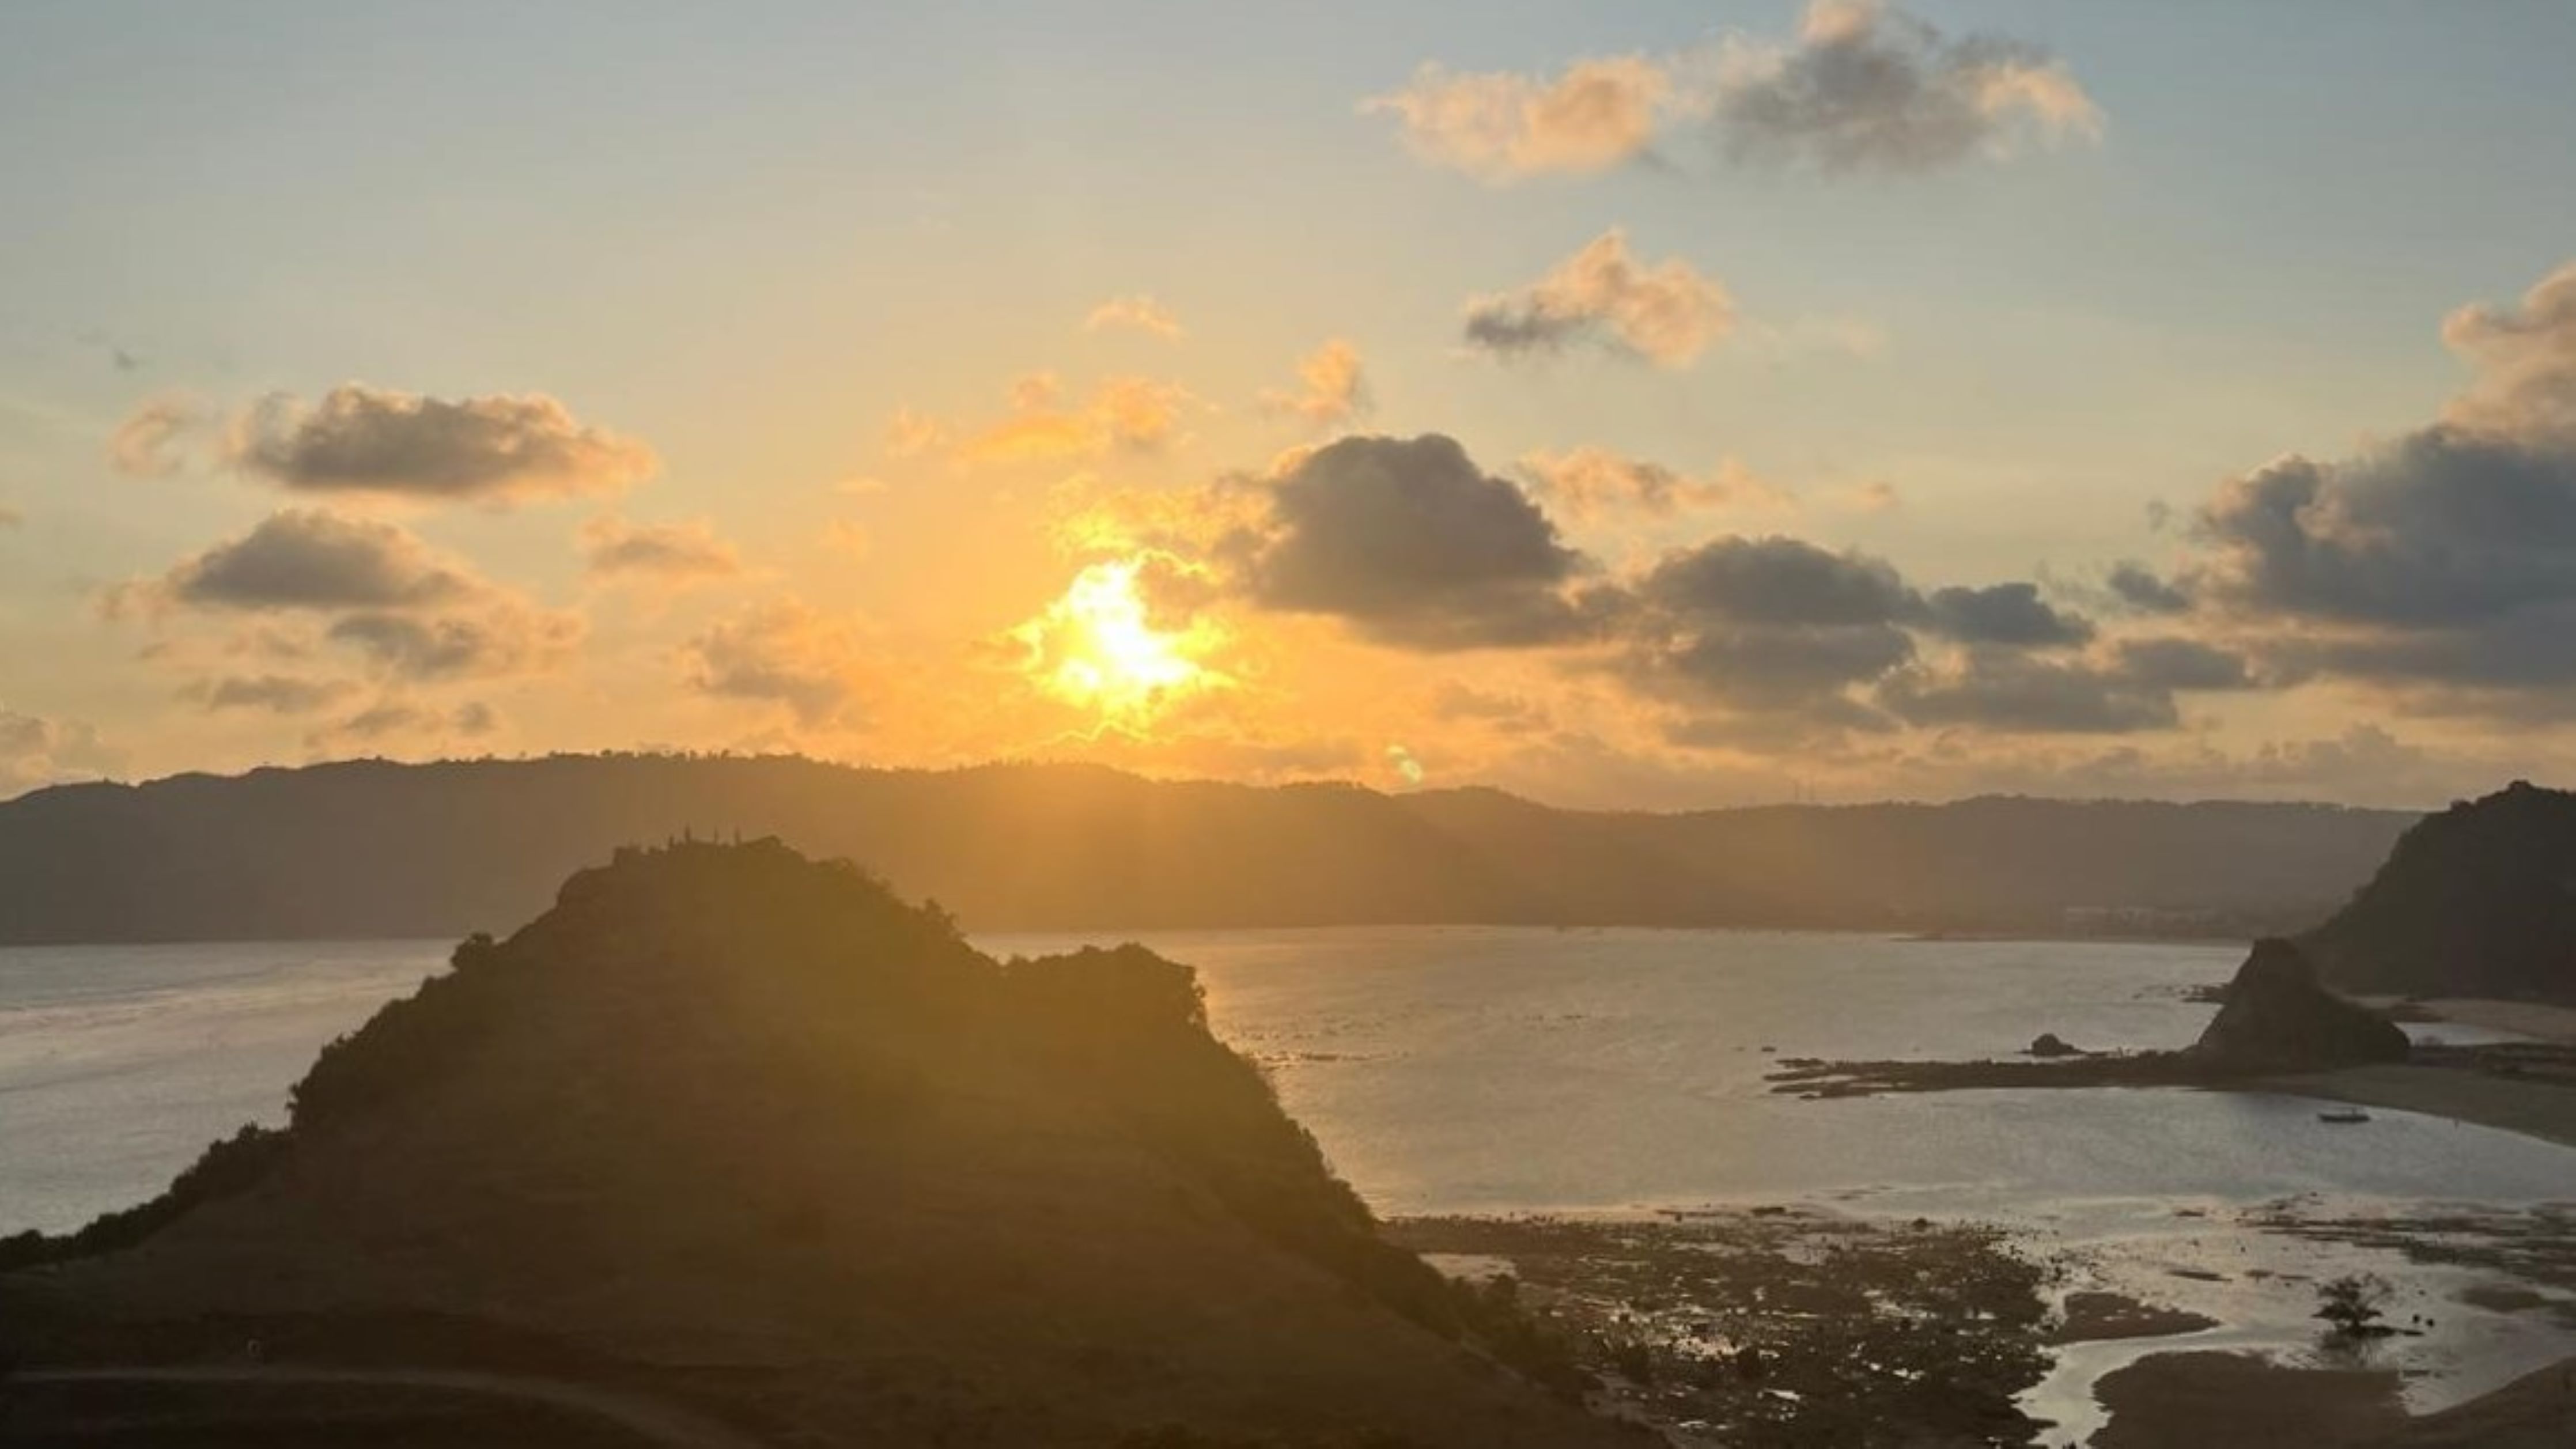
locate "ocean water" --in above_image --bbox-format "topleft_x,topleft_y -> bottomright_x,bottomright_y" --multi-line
993,926 -> 2576,1217
6,928 -> 2572,1236
0,939 -> 452,1236
8,927 -> 2575,1431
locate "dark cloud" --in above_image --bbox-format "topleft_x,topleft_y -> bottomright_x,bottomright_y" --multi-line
1923,581 -> 2092,646
1715,1 -> 2102,174
128,510 -> 581,683
226,384 -> 656,505
1640,620 -> 1916,710
327,610 -> 578,682
1618,536 -> 1919,718
1636,535 -> 1915,627
161,510 -> 477,612
2110,637 -> 2257,692
2106,560 -> 2191,615
2197,435 -> 2576,629
1882,650 -> 2179,735
1242,434 -> 1596,649
2174,259 -> 2576,706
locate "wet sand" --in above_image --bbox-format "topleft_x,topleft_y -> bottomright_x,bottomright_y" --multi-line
2089,1347 -> 2576,1448
2089,1350 -> 2407,1448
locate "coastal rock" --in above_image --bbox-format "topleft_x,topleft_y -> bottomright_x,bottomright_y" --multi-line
2190,938 -> 2410,1073
2027,1032 -> 2082,1058
2303,780 -> 2576,1004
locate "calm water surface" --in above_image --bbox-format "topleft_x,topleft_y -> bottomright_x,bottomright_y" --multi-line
7,928 -> 2572,1235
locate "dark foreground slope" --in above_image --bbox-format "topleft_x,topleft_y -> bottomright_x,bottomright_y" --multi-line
0,754 -> 2414,941
0,841 -> 1625,1448
2305,780 -> 2576,1004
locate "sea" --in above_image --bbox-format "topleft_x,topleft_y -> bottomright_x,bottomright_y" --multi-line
6,928 -> 2574,1435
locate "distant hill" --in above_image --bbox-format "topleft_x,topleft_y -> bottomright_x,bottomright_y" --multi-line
1,841 -> 1622,1447
2305,780 -> 2576,1004
0,754 -> 2415,942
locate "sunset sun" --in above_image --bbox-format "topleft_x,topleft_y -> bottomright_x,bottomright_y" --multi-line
1008,556 -> 1224,722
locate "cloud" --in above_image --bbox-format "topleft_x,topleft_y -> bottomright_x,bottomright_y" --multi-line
1260,340 -> 1372,428
1428,680 -> 1553,731
186,674 -> 359,715
578,515 -> 743,585
306,698 -> 499,754
2442,260 -> 2576,447
1363,55 -> 1692,184
1714,0 -> 2103,173
1520,447 -> 1787,523
1367,3 -> 2098,183
2181,260 -> 2576,703
1637,534 -> 1916,629
1880,650 -> 2180,735
0,707 -> 119,796
2106,560 -> 2192,614
325,609 -> 578,682
1072,433 -> 2213,743
1923,581 -> 2091,647
109,392 -> 207,478
683,599 -> 871,727
1463,231 -> 1734,366
155,510 -> 480,612
1242,434 -> 1596,650
224,385 -> 656,505
124,509 -> 581,682
2110,637 -> 2257,692
1617,535 -> 1919,718
1085,296 -> 1185,340
954,374 -> 1199,464
1880,635 -> 2253,736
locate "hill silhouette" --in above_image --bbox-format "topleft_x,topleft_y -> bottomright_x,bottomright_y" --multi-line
2304,780 -> 2576,1004
0,840 -> 1624,1447
0,754 -> 2412,941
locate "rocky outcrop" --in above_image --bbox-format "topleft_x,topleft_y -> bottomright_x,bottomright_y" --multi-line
2027,1033 -> 2082,1058
2191,938 -> 2410,1073
2303,780 -> 2576,1004
2,840 -> 1625,1448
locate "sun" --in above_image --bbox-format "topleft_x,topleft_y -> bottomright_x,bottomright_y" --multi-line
1006,556 -> 1225,722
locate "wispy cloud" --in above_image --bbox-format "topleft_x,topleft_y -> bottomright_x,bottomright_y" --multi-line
1463,230 -> 1734,367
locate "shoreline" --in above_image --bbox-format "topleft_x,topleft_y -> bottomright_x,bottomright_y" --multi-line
1395,1202 -> 2576,1448
2249,1063 -> 2576,1152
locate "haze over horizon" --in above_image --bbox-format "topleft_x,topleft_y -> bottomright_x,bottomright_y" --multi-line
10,2 -> 2576,811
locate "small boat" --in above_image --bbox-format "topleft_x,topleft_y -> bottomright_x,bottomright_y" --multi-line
2316,1108 -> 2373,1124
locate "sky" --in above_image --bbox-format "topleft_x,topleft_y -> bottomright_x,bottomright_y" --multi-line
6,1 -> 2576,809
